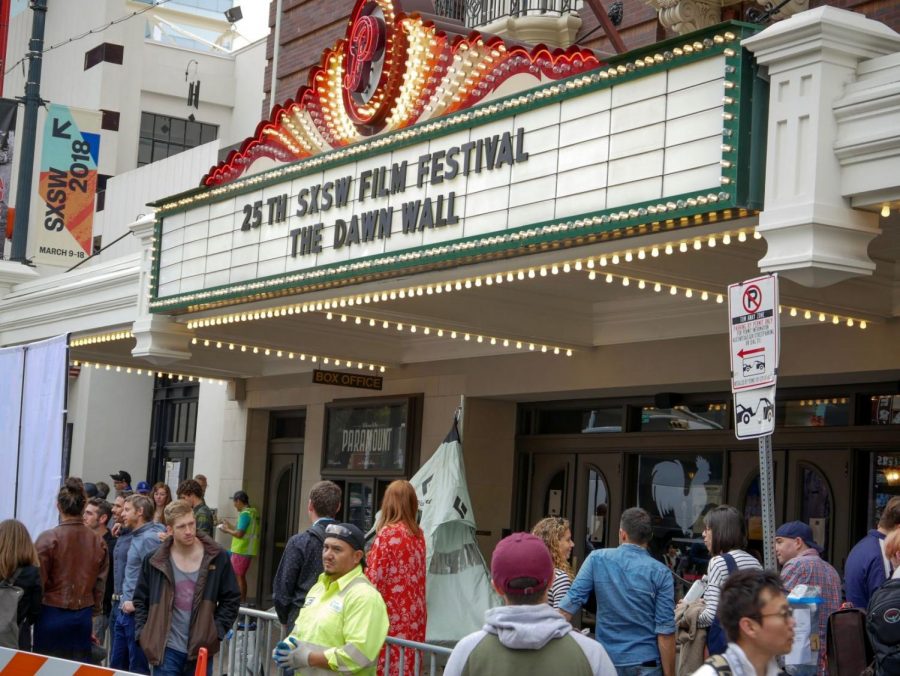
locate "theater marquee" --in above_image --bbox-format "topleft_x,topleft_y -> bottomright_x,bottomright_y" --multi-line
149,0 -> 761,314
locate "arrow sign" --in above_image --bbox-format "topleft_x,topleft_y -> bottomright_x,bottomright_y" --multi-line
728,274 -> 779,392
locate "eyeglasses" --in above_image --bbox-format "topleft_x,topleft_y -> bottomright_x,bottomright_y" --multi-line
325,524 -> 354,538
757,607 -> 794,621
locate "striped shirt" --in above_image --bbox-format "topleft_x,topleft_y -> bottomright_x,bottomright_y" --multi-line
698,549 -> 762,627
548,568 -> 571,609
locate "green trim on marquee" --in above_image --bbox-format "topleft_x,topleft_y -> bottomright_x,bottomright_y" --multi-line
149,20 -> 762,314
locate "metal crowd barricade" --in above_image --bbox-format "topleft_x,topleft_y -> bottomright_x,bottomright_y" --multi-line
216,606 -> 452,675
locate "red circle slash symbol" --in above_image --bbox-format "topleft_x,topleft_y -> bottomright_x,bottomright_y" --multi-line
742,284 -> 763,314
346,14 -> 385,94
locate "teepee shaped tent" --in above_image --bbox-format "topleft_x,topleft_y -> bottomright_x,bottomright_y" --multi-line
410,416 -> 500,642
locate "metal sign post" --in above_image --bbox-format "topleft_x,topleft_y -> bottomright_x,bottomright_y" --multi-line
728,274 -> 780,571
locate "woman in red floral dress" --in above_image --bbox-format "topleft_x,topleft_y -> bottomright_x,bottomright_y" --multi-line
366,480 -> 427,676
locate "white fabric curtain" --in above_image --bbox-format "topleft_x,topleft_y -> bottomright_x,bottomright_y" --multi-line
0,335 -> 67,537
0,345 -> 25,520
18,335 -> 68,538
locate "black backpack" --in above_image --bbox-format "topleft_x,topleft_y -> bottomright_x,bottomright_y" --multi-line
866,578 -> 900,675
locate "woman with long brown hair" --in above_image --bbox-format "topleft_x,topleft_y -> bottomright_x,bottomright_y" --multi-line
151,482 -> 172,524
531,516 -> 575,609
366,480 -> 426,676
0,519 -> 42,649
33,478 -> 109,662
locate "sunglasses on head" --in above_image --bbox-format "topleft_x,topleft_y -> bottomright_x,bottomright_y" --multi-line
325,524 -> 354,538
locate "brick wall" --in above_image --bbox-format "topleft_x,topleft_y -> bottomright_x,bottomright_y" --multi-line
261,0 -> 900,116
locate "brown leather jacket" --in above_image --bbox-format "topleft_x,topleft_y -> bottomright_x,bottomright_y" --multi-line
35,520 -> 108,613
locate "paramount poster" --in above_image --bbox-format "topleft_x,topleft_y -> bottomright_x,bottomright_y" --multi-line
33,104 -> 101,266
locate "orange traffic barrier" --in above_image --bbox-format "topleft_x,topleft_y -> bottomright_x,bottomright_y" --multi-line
194,647 -> 208,676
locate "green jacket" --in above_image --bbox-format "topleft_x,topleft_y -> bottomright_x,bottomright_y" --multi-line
230,506 -> 260,557
290,565 -> 389,675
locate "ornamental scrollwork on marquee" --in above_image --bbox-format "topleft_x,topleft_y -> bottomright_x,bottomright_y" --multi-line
644,0 -> 808,35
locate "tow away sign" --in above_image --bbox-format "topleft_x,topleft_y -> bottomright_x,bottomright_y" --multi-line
728,274 -> 779,392
734,384 -> 776,439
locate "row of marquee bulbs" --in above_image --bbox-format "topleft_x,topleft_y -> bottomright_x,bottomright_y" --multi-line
189,337 -> 388,372
183,228 -> 871,332
70,360 -> 227,385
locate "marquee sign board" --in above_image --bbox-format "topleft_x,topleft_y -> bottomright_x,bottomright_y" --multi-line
150,16 -> 761,314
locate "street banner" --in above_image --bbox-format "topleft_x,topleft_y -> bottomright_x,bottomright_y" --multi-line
33,104 -> 101,266
0,98 -> 16,258
407,417 -> 501,642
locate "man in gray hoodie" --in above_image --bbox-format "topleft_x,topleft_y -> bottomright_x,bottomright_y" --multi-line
445,532 -> 616,676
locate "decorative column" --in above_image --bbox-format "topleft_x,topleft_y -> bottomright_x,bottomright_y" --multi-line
129,213 -> 193,364
645,0 -> 808,36
744,7 -> 900,287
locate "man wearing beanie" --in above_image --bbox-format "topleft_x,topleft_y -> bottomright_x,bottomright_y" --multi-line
273,522 -> 388,675
444,532 -> 616,676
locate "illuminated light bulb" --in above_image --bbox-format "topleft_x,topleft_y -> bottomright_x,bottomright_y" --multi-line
624,252 -> 633,262
476,335 -> 483,343
738,231 -> 747,242
551,265 -> 559,275
588,271 -> 597,280
832,315 -> 839,325
716,294 -> 724,304
490,337 -> 496,345
529,343 -> 536,351
541,345 -> 548,353
651,247 -> 659,257
638,280 -> 646,289
860,321 -> 867,329
410,325 -> 417,333
679,242 -> 688,253
611,255 -> 620,265
241,345 -> 247,352
847,318 -> 854,327
599,256 -> 607,267
437,329 -> 444,337
517,271 -> 525,281
665,244 -> 673,255
685,289 -> 693,298
790,307 -> 797,317
265,349 -> 271,356
503,339 -> 509,347
451,331 -> 457,339
574,261 -> 583,271
474,278 -> 482,287
622,277 -> 630,287
495,274 -> 503,284
701,291 -> 709,301
253,347 -> 259,354
819,313 -> 826,322
323,358 -> 329,365
670,286 -> 678,295
563,263 -> 571,273
540,267 -> 548,277
229,344 -> 235,350
465,279 -> 473,288
638,250 -> 646,260
605,273 -> 614,283
383,321 -> 389,329
707,237 -> 716,248
424,327 -> 431,335
397,323 -> 404,331
881,205 -> 890,218
654,283 -> 662,292
445,283 -> 452,292
753,231 -> 762,240
340,315 -> 347,322
326,312 -> 333,320
464,333 -> 471,341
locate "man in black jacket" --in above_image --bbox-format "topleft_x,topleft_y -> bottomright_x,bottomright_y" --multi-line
133,499 -> 240,675
272,480 -> 342,627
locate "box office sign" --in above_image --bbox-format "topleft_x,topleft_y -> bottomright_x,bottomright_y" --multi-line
324,401 -> 408,472
150,24 -> 761,313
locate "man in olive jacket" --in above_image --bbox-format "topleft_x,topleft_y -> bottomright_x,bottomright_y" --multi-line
133,499 -> 240,675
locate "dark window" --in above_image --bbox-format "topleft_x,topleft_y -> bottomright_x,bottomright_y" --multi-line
84,43 -> 124,70
100,110 -> 120,131
95,174 -> 111,212
138,112 -> 218,167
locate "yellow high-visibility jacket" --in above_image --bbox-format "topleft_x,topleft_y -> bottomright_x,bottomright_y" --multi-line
290,565 -> 389,675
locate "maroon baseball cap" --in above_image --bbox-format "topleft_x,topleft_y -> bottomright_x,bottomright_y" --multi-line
491,532 -> 553,596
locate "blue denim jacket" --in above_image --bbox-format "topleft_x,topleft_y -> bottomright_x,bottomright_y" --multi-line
113,528 -> 133,596
122,521 -> 166,602
559,543 -> 675,667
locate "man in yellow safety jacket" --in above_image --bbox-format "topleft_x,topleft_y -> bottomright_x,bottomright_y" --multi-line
218,490 -> 260,603
273,522 -> 389,675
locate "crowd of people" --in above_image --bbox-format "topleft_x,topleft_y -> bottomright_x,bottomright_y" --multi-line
1,473 -> 898,676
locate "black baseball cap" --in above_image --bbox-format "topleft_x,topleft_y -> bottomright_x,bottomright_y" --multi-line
110,470 -> 131,485
324,523 -> 367,555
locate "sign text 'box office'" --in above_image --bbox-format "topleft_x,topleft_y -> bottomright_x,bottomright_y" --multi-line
151,27 -> 761,313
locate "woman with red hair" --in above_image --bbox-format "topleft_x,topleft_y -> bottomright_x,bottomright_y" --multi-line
366,480 -> 426,676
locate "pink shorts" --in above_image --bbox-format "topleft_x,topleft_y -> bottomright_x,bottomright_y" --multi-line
230,552 -> 252,576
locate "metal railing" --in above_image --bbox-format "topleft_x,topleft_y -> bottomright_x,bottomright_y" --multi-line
435,0 -> 583,28
215,606 -> 453,676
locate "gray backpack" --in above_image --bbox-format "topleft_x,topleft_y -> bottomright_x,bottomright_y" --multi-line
0,579 -> 22,649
